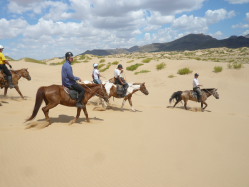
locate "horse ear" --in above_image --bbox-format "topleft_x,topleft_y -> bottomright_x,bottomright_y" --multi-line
142,82 -> 145,85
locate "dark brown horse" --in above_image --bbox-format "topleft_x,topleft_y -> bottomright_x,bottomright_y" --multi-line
26,83 -> 109,124
0,68 -> 31,99
169,88 -> 219,110
102,82 -> 149,111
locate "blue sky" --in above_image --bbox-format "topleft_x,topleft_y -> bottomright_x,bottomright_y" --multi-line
0,0 -> 249,60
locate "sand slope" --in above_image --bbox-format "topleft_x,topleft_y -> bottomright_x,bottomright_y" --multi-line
0,54 -> 249,187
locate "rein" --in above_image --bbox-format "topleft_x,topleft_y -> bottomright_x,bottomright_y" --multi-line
82,83 -> 106,98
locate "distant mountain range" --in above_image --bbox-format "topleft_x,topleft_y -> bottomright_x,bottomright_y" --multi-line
81,34 -> 249,56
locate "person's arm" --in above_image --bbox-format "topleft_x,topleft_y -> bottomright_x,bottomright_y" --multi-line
66,65 -> 81,82
3,57 -> 12,68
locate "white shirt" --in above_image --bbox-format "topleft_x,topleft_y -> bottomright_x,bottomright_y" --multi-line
114,69 -> 123,78
193,78 -> 200,88
93,69 -> 100,80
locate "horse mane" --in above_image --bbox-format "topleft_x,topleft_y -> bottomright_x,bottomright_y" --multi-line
201,88 -> 216,92
80,83 -> 101,88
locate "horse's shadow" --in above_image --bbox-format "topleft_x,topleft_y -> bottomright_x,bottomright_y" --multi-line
38,114 -> 104,123
106,105 -> 142,112
167,105 -> 211,112
25,115 -> 104,129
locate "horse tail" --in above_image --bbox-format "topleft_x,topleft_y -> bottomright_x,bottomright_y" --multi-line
169,91 -> 182,104
26,87 -> 45,122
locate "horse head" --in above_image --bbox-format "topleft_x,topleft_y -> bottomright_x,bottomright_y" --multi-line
140,82 -> 149,95
96,84 -> 109,102
212,88 -> 219,99
20,68 -> 31,81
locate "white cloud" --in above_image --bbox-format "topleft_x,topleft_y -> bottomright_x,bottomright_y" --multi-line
246,12 -> 249,21
225,0 -> 249,4
172,15 -> 208,33
0,18 -> 28,39
205,9 -> 235,24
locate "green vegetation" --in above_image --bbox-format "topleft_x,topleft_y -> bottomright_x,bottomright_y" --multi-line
112,61 -> 119,65
126,63 -> 143,71
135,70 -> 150,75
168,74 -> 176,78
126,60 -> 134,63
99,59 -> 106,63
228,62 -> 243,69
100,62 -> 111,72
6,56 -> 15,61
213,66 -> 223,73
142,58 -> 152,63
24,58 -> 46,64
156,62 -> 166,70
177,67 -> 193,75
98,64 -> 105,69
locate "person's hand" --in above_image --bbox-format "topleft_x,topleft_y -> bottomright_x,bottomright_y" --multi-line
9,65 -> 12,69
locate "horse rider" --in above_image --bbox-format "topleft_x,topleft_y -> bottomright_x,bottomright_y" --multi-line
62,52 -> 85,108
114,64 -> 128,97
92,63 -> 102,84
0,45 -> 15,88
193,73 -> 203,102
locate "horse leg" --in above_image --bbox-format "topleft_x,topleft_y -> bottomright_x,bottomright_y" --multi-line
121,97 -> 128,110
127,96 -> 136,112
173,99 -> 181,107
184,99 -> 188,110
83,107 -> 90,122
202,101 -> 208,110
4,87 -> 8,97
70,108 -> 81,124
42,103 -> 58,124
14,85 -> 25,99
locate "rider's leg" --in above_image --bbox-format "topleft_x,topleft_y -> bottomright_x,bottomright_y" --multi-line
196,88 -> 202,102
71,83 -> 85,108
3,65 -> 15,89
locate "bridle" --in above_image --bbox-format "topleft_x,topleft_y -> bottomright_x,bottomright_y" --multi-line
82,83 -> 107,99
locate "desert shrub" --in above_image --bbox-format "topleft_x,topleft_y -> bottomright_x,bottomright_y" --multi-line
99,59 -> 106,63
177,67 -> 193,75
126,63 -> 143,71
135,70 -> 150,75
213,66 -> 223,73
100,62 -> 111,72
98,64 -> 105,69
228,62 -> 243,69
112,61 -> 119,65
24,58 -> 46,64
142,58 -> 152,63
127,60 -> 134,63
156,62 -> 166,70
168,74 -> 175,78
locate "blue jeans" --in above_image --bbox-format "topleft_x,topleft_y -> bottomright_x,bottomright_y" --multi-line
93,79 -> 102,84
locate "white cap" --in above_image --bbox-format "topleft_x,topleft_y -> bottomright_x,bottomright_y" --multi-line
93,63 -> 98,68
0,45 -> 4,49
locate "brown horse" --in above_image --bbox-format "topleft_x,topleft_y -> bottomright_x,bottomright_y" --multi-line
169,88 -> 219,110
26,83 -> 109,124
0,68 -> 31,98
102,82 -> 149,111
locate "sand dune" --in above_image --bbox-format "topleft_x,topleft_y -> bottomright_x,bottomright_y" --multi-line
1,51 -> 249,187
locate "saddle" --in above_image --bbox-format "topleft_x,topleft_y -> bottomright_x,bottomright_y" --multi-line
0,71 -> 8,88
63,86 -> 79,100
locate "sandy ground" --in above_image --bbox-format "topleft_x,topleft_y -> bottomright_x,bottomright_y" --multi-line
0,55 -> 249,187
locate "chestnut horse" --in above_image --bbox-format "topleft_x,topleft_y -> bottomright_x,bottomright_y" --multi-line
169,88 -> 219,110
102,82 -> 149,111
0,68 -> 31,98
26,83 -> 109,124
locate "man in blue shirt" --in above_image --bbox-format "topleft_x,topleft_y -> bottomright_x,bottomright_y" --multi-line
62,52 -> 85,108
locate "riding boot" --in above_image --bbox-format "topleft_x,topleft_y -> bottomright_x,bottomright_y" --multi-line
7,76 -> 15,89
76,92 -> 85,108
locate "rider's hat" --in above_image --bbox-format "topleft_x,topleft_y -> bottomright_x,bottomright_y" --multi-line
93,63 -> 98,68
0,45 -> 4,49
65,52 -> 73,59
194,73 -> 199,76
117,64 -> 123,69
